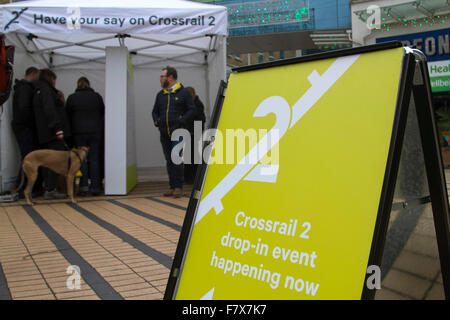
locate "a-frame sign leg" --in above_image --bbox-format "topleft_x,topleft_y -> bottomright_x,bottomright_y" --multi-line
364,49 -> 450,300
362,51 -> 416,300
411,50 -> 450,299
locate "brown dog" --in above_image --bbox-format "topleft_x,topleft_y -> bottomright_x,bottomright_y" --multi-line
14,147 -> 89,205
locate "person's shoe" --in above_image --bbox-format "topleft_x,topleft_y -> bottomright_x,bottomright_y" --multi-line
78,186 -> 89,196
90,189 -> 102,196
32,189 -> 44,198
163,189 -> 174,197
44,189 -> 67,200
173,188 -> 183,198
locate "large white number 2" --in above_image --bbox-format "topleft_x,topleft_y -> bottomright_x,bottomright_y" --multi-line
299,222 -> 311,239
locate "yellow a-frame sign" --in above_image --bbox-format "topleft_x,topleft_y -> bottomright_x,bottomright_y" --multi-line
165,42 -> 450,300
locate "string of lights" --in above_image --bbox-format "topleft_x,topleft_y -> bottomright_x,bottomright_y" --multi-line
363,14 -> 449,32
381,15 -> 449,32
227,0 -> 309,28
354,0 -> 450,32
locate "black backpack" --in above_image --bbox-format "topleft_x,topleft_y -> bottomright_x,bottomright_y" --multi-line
0,35 -> 15,106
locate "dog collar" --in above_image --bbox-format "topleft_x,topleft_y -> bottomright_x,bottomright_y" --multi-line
71,149 -> 83,163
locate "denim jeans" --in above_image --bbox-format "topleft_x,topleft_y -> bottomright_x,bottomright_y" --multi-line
74,134 -> 103,192
160,132 -> 184,189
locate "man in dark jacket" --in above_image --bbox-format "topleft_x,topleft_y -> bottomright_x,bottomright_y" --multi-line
152,66 -> 196,198
12,67 -> 40,157
33,68 -> 71,199
184,86 -> 206,184
11,67 -> 42,195
66,77 -> 105,196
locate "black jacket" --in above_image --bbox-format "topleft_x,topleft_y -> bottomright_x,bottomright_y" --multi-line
194,96 -> 206,123
66,88 -> 105,135
11,79 -> 36,132
186,95 -> 206,133
32,80 -> 71,145
152,82 -> 196,136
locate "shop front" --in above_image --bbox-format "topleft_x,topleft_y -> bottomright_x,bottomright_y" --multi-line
351,0 -> 450,165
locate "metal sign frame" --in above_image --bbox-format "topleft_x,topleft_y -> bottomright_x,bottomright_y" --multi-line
165,41 -> 450,300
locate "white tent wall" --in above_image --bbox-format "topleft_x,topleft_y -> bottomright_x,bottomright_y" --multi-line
132,68 -> 169,170
56,64 -> 214,169
54,69 -> 106,100
133,66 -> 212,169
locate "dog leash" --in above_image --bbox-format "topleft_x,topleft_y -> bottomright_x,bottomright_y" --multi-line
62,139 -> 82,161
62,139 -> 70,151
61,139 -> 83,175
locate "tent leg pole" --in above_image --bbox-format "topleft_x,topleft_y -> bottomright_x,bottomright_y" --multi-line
105,47 -> 129,195
205,62 -> 211,125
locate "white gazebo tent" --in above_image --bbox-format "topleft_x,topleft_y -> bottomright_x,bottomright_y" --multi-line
0,0 -> 227,195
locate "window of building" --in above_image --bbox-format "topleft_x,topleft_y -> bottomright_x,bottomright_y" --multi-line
258,52 -> 264,63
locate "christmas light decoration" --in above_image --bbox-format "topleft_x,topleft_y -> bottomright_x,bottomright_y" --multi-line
378,15 -> 449,32
354,1 -> 450,32
227,0 -> 309,28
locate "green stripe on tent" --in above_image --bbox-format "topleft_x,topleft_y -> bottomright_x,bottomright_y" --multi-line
126,164 -> 137,194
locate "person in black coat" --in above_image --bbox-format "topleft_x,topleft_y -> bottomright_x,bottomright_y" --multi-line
66,77 -> 105,196
32,68 -> 71,199
184,86 -> 206,184
185,87 -> 206,133
11,67 -> 43,195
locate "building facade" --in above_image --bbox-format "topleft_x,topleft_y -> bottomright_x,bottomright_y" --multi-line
351,0 -> 450,150
194,0 -> 353,68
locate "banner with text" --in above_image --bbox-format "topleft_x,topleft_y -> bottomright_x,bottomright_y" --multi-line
1,6 -> 227,35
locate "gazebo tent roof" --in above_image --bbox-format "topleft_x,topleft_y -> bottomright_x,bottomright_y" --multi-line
0,0 -> 228,69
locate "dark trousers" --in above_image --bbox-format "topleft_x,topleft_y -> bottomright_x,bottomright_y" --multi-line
184,132 -> 202,184
74,134 -> 103,192
160,132 -> 184,190
41,139 -> 65,191
13,127 -> 43,192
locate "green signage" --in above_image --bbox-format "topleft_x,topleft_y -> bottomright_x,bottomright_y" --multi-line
428,60 -> 450,92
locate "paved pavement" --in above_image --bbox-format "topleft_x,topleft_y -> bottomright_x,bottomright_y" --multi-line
373,170 -> 450,300
0,181 -> 190,300
376,204 -> 444,299
0,172 -> 447,300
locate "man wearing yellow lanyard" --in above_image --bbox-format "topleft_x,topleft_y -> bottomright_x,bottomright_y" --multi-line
152,66 -> 196,198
